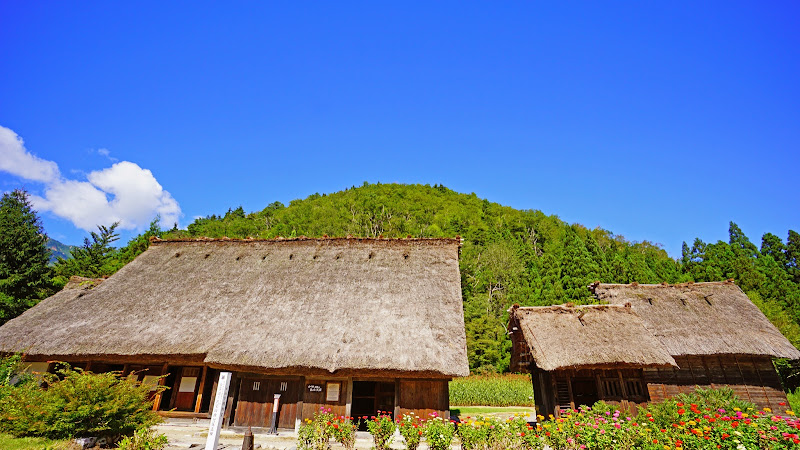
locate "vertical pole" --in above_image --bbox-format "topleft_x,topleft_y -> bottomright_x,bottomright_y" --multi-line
393,379 -> 400,420
295,376 -> 305,433
345,378 -> 353,418
195,366 -> 209,413
206,371 -> 232,450
152,363 -> 169,411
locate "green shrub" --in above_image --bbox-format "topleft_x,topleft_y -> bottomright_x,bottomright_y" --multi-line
116,427 -> 168,450
422,414 -> 455,450
450,373 -> 534,406
366,411 -> 396,450
0,366 -> 163,439
297,407 -> 335,450
398,413 -> 422,450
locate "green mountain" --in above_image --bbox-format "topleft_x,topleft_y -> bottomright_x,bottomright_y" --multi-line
161,183 -> 800,373
45,238 -> 77,264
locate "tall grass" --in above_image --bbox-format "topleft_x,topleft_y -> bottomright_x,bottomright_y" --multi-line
449,374 -> 534,406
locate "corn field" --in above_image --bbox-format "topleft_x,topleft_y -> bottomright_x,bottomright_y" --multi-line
449,373 -> 535,406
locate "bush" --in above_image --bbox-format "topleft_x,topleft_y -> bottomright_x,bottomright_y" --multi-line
117,427 -> 168,450
297,407 -> 335,450
422,413 -> 456,450
366,411 -> 396,450
0,366 -> 163,440
450,373 -> 534,406
458,414 -> 542,450
537,388 -> 800,449
331,416 -> 357,450
398,413 -> 422,450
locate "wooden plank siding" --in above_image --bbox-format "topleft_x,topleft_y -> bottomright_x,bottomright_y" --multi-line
397,380 -> 449,420
234,378 -> 301,429
302,379 -> 349,421
643,355 -> 789,411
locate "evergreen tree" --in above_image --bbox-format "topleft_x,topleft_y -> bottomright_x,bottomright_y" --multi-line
0,189 -> 52,324
761,232 -> 788,269
560,229 -> 600,301
787,230 -> 800,284
54,223 -> 120,278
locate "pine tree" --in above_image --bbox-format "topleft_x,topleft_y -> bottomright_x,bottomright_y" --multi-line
788,230 -> 800,284
560,229 -> 600,301
761,232 -> 788,269
0,189 -> 52,324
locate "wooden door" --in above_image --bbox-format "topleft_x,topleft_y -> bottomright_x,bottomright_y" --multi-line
234,379 -> 300,429
175,367 -> 201,411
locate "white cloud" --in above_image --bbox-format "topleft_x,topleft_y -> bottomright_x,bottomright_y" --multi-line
0,126 -> 60,183
0,125 -> 181,231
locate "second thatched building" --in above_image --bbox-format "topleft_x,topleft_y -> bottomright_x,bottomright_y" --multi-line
510,281 -> 800,416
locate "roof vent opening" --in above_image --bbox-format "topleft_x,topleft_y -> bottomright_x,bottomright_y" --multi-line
647,298 -> 653,305
174,252 -> 181,258
403,253 -> 409,260
335,254 -> 341,260
368,252 -> 374,259
236,255 -> 242,261
289,254 -> 293,260
204,253 -> 211,259
262,254 -> 268,260
313,254 -> 319,260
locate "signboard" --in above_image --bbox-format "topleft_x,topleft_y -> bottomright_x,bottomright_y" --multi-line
326,382 -> 340,402
307,384 -> 323,393
205,371 -> 231,450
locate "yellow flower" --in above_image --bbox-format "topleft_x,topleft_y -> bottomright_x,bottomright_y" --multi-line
763,407 -> 772,413
786,410 -> 795,416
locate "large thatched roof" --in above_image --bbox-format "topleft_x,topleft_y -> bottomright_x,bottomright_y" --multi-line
511,304 -> 677,371
593,281 -> 800,359
0,237 -> 469,377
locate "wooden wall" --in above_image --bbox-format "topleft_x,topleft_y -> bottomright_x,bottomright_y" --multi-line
397,380 -> 449,420
644,355 -> 789,411
535,368 -> 649,418
302,379 -> 348,420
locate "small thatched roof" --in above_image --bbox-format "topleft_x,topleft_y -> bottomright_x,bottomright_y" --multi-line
593,281 -> 800,359
0,237 -> 469,377
511,304 -> 677,371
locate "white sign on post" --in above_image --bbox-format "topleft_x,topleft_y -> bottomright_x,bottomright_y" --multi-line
206,371 -> 232,450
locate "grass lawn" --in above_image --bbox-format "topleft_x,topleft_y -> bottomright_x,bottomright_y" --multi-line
0,433 -> 71,450
450,405 -> 537,421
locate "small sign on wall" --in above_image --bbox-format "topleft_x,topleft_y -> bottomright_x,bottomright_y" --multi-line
307,384 -> 323,393
326,382 -> 340,402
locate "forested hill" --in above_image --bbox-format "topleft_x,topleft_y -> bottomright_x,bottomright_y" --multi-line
163,183 -> 800,372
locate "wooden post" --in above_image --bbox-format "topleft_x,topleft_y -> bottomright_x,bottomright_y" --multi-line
222,374 -> 240,428
295,376 -> 306,432
595,373 -> 604,400
194,366 -> 209,413
393,379 -> 400,420
618,370 -> 628,399
345,378 -> 354,419
565,373 -> 574,411
152,363 -> 169,411
84,361 -> 93,372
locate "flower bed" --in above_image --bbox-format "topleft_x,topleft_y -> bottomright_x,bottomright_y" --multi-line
537,388 -> 800,449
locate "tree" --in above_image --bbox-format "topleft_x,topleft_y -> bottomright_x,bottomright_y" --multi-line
54,223 -> 120,278
0,190 -> 52,324
788,230 -> 800,284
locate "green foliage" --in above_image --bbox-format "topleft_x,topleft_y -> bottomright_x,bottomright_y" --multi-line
539,389 -> 800,449
116,427 -> 168,450
0,366 -> 162,439
0,433 -> 70,450
297,407 -> 336,450
366,411 -> 396,450
449,374 -> 534,406
0,189 -> 53,325
421,414 -> 455,450
398,413 -> 422,450
458,414 -> 542,450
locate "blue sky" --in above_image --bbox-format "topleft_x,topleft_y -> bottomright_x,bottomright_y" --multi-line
1,2 -> 798,256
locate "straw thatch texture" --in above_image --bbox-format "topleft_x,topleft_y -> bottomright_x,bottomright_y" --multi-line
0,238 -> 469,377
594,282 -> 800,359
511,305 -> 677,371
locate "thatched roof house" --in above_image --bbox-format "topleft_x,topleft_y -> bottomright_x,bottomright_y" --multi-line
593,282 -> 800,359
510,304 -> 676,371
510,281 -> 800,416
0,237 -> 468,429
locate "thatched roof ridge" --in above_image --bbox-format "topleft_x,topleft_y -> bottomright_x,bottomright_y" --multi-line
0,238 -> 469,377
593,282 -> 800,359
510,304 -> 677,371
149,236 -> 463,246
